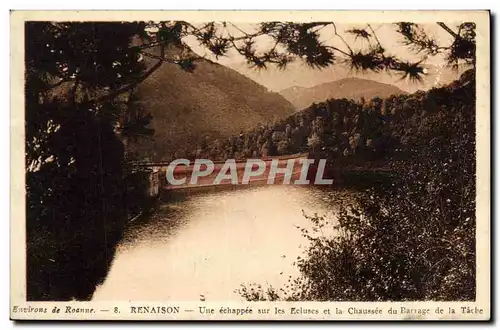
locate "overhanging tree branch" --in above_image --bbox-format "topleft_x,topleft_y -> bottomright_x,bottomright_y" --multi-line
92,60 -> 163,105
437,22 -> 460,39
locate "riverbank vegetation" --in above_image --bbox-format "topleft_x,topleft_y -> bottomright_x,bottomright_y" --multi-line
234,21 -> 477,301
237,69 -> 476,301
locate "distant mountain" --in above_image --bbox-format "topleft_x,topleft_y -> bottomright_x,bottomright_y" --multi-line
279,78 -> 405,110
227,61 -> 470,94
128,46 -> 296,161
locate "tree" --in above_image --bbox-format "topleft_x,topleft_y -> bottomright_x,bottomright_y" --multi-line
277,139 -> 291,155
307,132 -> 322,153
25,22 -> 154,300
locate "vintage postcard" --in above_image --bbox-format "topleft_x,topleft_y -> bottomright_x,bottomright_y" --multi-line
10,10 -> 490,320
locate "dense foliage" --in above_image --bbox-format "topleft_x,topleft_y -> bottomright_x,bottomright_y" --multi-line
25,22 -> 151,300
237,70 -> 476,301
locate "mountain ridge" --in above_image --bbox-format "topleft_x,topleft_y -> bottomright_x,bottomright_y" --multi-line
279,77 -> 406,110
228,61 -> 470,94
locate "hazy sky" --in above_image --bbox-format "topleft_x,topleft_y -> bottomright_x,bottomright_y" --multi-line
185,23 -> 456,66
183,22 -> 463,92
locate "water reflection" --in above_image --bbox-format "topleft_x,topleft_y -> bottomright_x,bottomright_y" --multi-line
92,185 -> 348,301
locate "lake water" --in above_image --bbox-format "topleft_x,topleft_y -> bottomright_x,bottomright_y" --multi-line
92,185 -> 349,301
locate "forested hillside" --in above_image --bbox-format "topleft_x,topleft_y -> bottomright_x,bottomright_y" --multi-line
190,70 -> 475,168
126,46 -> 296,161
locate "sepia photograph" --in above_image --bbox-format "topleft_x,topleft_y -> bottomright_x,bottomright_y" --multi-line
10,10 -> 490,320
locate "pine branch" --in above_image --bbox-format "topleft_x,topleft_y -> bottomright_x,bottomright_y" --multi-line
92,60 -> 163,105
367,24 -> 383,49
332,23 -> 353,54
437,22 -> 460,39
324,46 -> 351,57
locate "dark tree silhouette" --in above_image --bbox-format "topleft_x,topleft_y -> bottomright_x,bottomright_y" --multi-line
25,22 -> 153,300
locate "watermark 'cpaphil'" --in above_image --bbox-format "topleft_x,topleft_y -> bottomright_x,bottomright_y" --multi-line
165,158 -> 333,186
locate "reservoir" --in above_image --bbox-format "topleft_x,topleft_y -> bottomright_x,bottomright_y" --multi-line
92,185 -> 349,301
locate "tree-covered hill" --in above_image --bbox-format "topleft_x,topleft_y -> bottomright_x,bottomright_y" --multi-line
190,69 -> 475,168
127,46 -> 296,161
